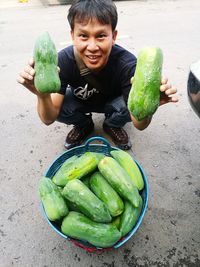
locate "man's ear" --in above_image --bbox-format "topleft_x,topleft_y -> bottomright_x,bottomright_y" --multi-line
112,30 -> 118,45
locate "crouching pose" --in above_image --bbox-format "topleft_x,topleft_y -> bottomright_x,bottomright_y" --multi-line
17,0 -> 178,150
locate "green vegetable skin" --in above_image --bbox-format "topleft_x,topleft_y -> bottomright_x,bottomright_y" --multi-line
53,152 -> 100,186
120,195 -> 143,237
98,157 -> 140,207
90,172 -> 124,217
52,155 -> 78,187
34,32 -> 61,93
62,179 -> 112,223
110,150 -> 144,190
81,175 -> 91,188
111,216 -> 121,230
128,47 -> 163,121
38,177 -> 68,221
61,211 -> 121,248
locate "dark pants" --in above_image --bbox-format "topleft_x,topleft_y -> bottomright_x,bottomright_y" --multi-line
57,88 -> 131,128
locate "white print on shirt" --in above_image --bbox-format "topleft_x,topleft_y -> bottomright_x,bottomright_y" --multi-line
74,83 -> 99,100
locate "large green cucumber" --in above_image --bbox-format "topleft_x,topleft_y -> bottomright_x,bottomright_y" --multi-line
90,172 -> 124,217
119,195 -> 143,236
62,179 -> 112,223
34,32 -> 61,93
128,47 -> 163,121
110,150 -> 144,190
61,211 -> 121,248
111,216 -> 121,230
53,152 -> 100,186
98,157 -> 140,207
81,175 -> 91,188
38,177 -> 68,221
52,155 -> 78,187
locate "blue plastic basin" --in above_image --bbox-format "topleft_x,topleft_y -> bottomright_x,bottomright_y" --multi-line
41,136 -> 149,251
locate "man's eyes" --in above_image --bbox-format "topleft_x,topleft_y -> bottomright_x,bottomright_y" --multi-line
78,34 -> 107,39
98,34 -> 106,39
79,34 -> 88,39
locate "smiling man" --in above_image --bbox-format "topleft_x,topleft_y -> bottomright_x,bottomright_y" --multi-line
17,0 -> 178,150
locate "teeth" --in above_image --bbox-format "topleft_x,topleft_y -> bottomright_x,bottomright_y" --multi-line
88,56 -> 98,59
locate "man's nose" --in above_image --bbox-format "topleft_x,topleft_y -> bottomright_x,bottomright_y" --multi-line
87,39 -> 99,51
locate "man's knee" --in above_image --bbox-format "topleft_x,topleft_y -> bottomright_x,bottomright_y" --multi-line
57,88 -> 92,126
104,96 -> 131,127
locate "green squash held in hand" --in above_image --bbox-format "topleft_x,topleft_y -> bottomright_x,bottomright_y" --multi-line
128,47 -> 163,121
33,32 -> 61,93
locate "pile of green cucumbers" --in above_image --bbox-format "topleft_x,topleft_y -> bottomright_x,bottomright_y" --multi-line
38,150 -> 144,248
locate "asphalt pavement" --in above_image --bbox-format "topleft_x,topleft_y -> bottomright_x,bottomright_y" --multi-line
0,0 -> 200,266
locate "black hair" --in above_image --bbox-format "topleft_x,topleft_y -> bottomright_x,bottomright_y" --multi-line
67,0 -> 118,31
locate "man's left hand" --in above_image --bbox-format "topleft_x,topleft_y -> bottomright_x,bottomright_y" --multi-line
159,77 -> 178,106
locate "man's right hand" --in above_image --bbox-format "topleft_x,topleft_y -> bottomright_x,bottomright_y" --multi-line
17,58 -> 44,97
17,58 -> 64,125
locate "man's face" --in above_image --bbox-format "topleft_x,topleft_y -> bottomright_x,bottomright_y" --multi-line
71,18 -> 117,72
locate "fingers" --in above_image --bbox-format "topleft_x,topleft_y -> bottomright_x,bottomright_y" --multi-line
160,85 -> 178,100
160,82 -> 172,92
169,95 -> 179,103
20,68 -> 34,81
161,77 -> 177,93
160,77 -> 177,95
161,77 -> 168,85
16,75 -> 25,84
164,86 -> 177,96
17,59 -> 35,85
25,64 -> 35,78
159,76 -> 179,105
28,58 -> 34,67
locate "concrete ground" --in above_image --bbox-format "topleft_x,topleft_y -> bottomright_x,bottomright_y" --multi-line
0,0 -> 200,266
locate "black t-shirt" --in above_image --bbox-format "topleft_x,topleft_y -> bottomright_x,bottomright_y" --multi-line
58,44 -> 137,106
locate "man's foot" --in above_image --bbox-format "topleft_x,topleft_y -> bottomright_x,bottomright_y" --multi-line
64,121 -> 94,149
103,123 -> 132,150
